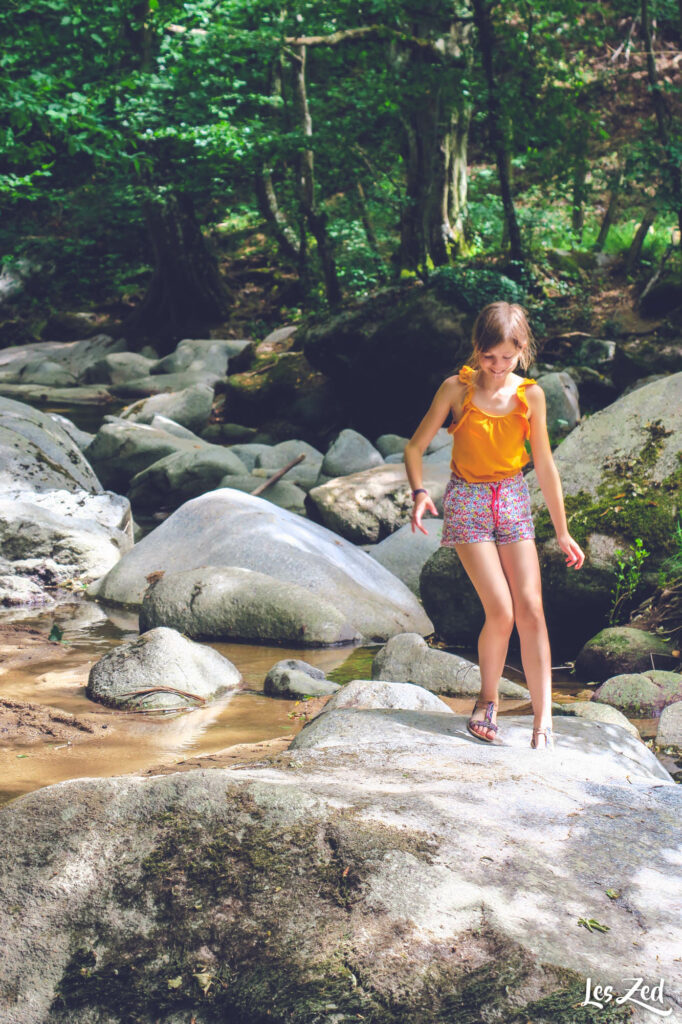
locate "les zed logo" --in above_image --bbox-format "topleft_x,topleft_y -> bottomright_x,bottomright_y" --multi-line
582,977 -> 672,1017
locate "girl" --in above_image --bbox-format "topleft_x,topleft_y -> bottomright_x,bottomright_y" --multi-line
403,301 -> 584,750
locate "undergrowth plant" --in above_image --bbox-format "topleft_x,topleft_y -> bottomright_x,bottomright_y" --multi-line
609,537 -> 650,626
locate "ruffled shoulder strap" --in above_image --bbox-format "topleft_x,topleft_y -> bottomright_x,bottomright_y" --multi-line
448,365 -> 476,434
516,376 -> 537,417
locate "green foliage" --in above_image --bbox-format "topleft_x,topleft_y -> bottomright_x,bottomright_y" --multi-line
659,518 -> 682,586
428,265 -> 526,312
609,538 -> 650,627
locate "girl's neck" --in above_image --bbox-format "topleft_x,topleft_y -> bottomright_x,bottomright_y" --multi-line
475,367 -> 519,394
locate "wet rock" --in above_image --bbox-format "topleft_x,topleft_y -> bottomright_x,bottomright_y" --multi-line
0,575 -> 51,607
87,626 -> 241,710
263,662 -> 341,698
139,566 -> 361,647
128,446 -> 248,510
307,462 -> 451,544
372,632 -> 527,699
117,381 -> 215,432
591,669 -> 682,717
0,396 -> 103,494
575,627 -> 674,681
90,489 -> 433,642
368,517 -> 443,595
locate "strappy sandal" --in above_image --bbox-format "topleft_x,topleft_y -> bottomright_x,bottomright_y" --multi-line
530,725 -> 555,750
467,699 -> 499,744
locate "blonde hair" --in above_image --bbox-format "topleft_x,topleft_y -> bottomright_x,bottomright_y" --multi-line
468,301 -> 536,371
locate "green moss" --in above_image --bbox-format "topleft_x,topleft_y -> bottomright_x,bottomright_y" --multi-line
535,441 -> 682,555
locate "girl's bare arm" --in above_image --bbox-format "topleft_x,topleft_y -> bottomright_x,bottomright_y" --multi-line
527,385 -> 585,568
403,378 -> 461,492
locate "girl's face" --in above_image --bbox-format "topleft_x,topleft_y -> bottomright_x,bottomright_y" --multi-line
477,339 -> 525,378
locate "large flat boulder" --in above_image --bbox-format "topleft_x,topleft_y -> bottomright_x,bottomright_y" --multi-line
128,447 -> 248,510
0,693 -> 677,1024
117,382 -> 215,432
84,420 -> 211,492
90,488 -> 433,642
0,396 -> 103,494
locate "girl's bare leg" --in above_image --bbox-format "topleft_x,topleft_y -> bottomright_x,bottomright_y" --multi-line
454,542 -> 515,740
497,539 -> 553,748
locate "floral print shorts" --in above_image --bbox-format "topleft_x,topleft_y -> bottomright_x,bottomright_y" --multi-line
440,471 -> 535,546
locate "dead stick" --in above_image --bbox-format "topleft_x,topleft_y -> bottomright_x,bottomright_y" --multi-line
252,454 -> 305,495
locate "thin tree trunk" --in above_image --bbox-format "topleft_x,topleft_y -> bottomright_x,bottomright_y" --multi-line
355,181 -> 388,277
641,0 -> 682,239
626,203 -> 657,273
446,103 -> 472,255
593,164 -> 624,252
290,43 -> 342,306
254,168 -> 301,262
472,0 -> 524,264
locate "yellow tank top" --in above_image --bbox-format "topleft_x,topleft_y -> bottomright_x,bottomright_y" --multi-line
447,365 -> 537,483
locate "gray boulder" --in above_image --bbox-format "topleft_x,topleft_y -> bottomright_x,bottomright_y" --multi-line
263,662 -> 341,698
89,489 -> 433,642
0,488 -> 133,594
372,632 -> 528,698
0,396 -> 102,494
47,413 -> 94,452
320,428 -> 384,478
0,709 -> 678,1024
110,371 -> 221,400
226,442 -> 275,471
320,678 -> 453,714
256,439 -> 324,491
655,700 -> 682,752
591,670 -> 682,717
575,627 -> 675,681
83,352 -> 155,385
117,381 -> 215,432
128,447 -> 248,510
307,462 -> 451,544
139,566 -> 361,646
426,427 -> 451,452
84,420 -> 209,492
375,433 -> 408,457
151,337 -> 249,376
535,371 -> 581,436
0,575 -> 52,607
148,414 -> 202,440
87,626 -> 241,710
217,474 -> 308,514
419,546 -> 485,646
561,700 -> 641,737
368,517 -> 443,595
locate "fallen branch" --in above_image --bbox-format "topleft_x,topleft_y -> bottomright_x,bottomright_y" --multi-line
252,454 -> 306,495
116,686 -> 208,707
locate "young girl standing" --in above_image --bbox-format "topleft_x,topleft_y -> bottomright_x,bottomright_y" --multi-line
404,302 -> 584,750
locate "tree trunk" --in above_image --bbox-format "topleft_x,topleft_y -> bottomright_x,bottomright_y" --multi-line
626,203 -> 657,273
254,167 -> 301,262
641,0 -> 682,239
355,181 -> 388,278
593,164 -> 624,252
471,0 -> 524,264
445,102 -> 472,255
124,192 -> 232,353
290,44 -> 342,306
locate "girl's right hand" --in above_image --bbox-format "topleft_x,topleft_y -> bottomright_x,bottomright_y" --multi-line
411,493 -> 438,535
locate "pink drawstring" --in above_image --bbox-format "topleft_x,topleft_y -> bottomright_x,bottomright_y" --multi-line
490,482 -> 501,532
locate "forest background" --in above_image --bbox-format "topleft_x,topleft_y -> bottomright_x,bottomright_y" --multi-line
2,0 -> 682,349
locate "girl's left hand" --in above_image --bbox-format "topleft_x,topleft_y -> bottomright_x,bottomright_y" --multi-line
557,532 -> 585,570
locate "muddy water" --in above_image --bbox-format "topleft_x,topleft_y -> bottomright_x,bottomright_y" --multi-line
0,599 -> 672,807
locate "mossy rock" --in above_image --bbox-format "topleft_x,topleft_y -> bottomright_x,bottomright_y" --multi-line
592,670 -> 682,717
575,627 -> 675,682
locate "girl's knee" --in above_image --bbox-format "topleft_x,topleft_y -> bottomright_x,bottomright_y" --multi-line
485,604 -> 515,634
515,595 -> 546,630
